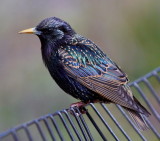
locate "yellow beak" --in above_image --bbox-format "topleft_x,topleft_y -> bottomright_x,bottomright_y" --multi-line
19,27 -> 36,34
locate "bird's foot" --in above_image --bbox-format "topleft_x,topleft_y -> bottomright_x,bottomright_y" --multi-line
69,101 -> 88,116
68,100 -> 101,116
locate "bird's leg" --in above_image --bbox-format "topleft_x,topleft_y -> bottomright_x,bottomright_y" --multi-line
69,100 -> 101,116
70,101 -> 87,109
69,101 -> 88,116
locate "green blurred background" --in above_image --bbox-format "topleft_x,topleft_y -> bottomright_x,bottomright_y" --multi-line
0,0 -> 160,134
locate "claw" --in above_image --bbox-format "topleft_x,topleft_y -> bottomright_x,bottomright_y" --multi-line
70,101 -> 86,108
69,101 -> 87,116
68,100 -> 101,116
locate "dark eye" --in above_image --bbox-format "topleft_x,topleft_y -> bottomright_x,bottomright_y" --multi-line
58,26 -> 67,33
41,28 -> 52,34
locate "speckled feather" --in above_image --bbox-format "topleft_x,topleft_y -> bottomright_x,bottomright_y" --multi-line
58,38 -> 150,130
22,17 -> 150,130
57,36 -> 148,114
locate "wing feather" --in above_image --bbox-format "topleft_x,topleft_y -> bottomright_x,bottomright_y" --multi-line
59,45 -> 144,113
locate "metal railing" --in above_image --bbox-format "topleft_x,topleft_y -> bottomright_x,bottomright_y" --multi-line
0,67 -> 160,141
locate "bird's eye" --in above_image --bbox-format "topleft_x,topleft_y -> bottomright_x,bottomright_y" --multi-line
41,28 -> 52,34
58,26 -> 67,33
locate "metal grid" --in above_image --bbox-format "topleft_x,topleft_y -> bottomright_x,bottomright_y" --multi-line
0,67 -> 160,141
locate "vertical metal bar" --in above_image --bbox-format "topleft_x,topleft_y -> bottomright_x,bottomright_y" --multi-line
143,78 -> 160,103
23,125 -> 33,141
134,83 -> 160,121
117,105 -> 147,141
75,107 -> 94,141
11,130 -> 19,141
34,120 -> 47,141
63,110 -> 83,141
143,116 -> 160,139
49,115 -> 65,141
57,112 -> 76,141
85,109 -> 107,141
70,108 -> 89,141
101,103 -> 132,141
153,70 -> 160,82
90,104 -> 120,141
43,118 -> 56,141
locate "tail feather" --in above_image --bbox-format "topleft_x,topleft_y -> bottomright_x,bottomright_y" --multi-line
119,85 -> 150,130
133,96 -> 151,117
127,109 -> 149,131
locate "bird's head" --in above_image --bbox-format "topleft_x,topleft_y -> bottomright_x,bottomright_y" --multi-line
19,17 -> 75,42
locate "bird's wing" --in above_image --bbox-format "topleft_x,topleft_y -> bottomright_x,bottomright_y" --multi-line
58,45 -> 140,111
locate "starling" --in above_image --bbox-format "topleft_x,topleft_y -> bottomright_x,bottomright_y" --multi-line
19,17 -> 150,130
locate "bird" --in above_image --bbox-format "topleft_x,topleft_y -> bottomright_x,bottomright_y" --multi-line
19,17 -> 150,130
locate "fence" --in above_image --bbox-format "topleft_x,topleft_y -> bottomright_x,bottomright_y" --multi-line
0,67 -> 160,141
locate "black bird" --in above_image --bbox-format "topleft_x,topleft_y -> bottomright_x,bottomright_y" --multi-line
19,17 -> 150,130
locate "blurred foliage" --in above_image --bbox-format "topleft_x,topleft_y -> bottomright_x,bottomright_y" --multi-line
0,0 -> 159,138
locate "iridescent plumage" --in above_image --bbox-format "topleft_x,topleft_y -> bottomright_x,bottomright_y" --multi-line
20,17 -> 150,130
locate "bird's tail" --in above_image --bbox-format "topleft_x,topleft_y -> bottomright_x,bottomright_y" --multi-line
126,108 -> 149,131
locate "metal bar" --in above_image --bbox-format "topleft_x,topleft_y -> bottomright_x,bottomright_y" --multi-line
128,67 -> 160,86
49,115 -> 65,141
0,120 -> 35,140
62,109 -> 83,141
85,109 -> 107,141
75,107 -> 94,141
153,69 -> 160,82
134,83 -> 160,121
143,116 -> 160,139
90,103 -> 120,141
143,78 -> 160,104
23,125 -> 33,141
11,130 -> 19,141
34,120 -> 47,141
43,117 -> 56,141
57,112 -> 76,141
116,105 -> 147,141
101,103 -> 132,141
0,130 -> 12,139
70,108 -> 89,141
